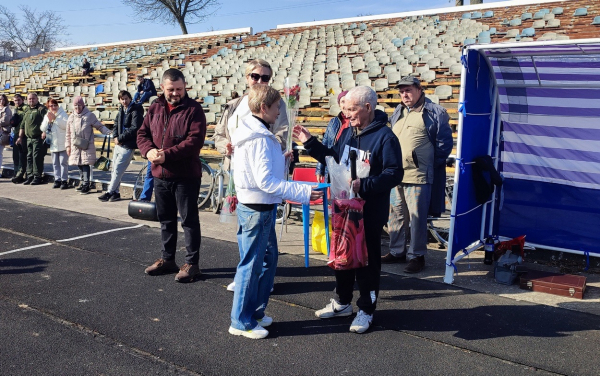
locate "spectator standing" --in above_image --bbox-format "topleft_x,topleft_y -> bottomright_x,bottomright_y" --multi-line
228,85 -> 322,339
10,94 -> 28,183
0,94 -> 12,176
134,75 -> 157,104
293,86 -> 403,334
382,76 -> 453,273
65,96 -> 111,194
40,99 -> 69,189
21,93 -> 47,185
137,68 -> 207,283
98,90 -> 143,202
213,58 -> 289,292
315,90 -> 349,182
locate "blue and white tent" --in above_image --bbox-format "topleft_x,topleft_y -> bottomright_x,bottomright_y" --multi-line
445,39 -> 600,284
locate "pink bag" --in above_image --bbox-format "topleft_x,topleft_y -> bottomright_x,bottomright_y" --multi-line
327,198 -> 368,270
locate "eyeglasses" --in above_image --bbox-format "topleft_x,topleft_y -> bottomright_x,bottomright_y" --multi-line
249,73 -> 270,82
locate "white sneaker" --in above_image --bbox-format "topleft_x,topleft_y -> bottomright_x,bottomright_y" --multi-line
228,324 -> 269,339
227,281 -> 235,292
315,298 -> 353,319
256,315 -> 273,327
350,310 -> 373,334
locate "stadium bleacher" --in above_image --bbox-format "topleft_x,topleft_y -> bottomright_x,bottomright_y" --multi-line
1,0 -> 598,165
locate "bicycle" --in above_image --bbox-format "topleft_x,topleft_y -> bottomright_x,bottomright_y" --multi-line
132,157 -> 214,209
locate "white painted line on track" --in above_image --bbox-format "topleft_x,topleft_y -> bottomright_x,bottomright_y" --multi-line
0,243 -> 52,256
0,224 -> 144,256
56,224 -> 144,242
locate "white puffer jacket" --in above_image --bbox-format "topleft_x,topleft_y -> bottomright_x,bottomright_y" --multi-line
232,115 -> 311,206
40,107 -> 69,152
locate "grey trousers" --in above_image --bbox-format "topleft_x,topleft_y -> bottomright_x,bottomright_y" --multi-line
388,183 -> 432,259
107,144 -> 134,193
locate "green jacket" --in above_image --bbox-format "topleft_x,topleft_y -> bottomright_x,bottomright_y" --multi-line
22,103 -> 47,138
12,104 -> 29,134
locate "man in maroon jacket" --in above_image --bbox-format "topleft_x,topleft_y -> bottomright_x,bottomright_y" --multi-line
137,68 -> 207,282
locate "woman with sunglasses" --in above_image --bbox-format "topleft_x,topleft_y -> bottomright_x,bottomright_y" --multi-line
40,99 -> 69,189
214,59 -> 290,293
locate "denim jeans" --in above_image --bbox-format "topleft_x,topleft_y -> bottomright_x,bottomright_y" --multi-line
107,144 -> 134,193
388,183 -> 432,259
134,91 -> 152,104
51,151 -> 69,182
230,204 -> 278,331
154,177 -> 201,265
139,161 -> 154,201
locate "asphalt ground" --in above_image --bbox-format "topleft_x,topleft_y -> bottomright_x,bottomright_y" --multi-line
2,199 -> 600,376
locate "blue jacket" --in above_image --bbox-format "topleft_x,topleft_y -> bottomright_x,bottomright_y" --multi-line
389,97 -> 453,216
304,109 -> 403,227
315,112 -> 345,177
138,79 -> 157,96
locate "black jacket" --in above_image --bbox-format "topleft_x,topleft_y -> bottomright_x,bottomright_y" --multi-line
304,109 -> 403,227
112,102 -> 144,150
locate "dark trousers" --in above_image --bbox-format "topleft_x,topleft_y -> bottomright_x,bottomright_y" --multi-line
78,165 -> 91,183
155,177 -> 201,265
12,138 -> 27,177
335,223 -> 383,315
26,137 -> 45,178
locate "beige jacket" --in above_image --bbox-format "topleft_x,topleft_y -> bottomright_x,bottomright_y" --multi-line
0,105 -> 12,132
213,95 -> 288,169
66,107 -> 110,166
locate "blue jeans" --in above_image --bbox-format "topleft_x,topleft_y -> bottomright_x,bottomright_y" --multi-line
139,161 -> 154,201
134,91 -> 152,104
107,145 -> 134,193
230,204 -> 278,331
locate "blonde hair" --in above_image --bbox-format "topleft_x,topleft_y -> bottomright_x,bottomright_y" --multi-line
248,85 -> 281,114
245,59 -> 272,77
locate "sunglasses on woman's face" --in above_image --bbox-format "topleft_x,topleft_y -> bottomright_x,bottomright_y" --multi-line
249,73 -> 270,82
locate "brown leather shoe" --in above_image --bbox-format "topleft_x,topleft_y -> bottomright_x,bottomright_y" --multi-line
404,256 -> 425,274
145,258 -> 179,276
381,252 -> 407,264
175,263 -> 201,283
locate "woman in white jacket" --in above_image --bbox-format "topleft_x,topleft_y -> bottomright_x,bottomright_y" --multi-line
40,99 -> 69,189
228,85 -> 323,340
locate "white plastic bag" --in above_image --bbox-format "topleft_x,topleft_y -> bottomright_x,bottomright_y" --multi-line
325,156 -> 370,199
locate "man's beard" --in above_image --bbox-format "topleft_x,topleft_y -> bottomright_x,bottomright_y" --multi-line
166,95 -> 181,105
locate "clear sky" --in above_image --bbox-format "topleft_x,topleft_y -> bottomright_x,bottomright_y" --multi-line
6,0 -> 503,47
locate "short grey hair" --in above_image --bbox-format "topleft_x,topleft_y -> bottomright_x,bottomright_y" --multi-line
346,86 -> 377,111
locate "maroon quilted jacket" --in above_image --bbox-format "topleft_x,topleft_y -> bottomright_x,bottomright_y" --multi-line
137,94 -> 206,179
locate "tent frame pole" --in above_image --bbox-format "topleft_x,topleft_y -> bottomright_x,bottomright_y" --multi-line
444,49 -> 469,284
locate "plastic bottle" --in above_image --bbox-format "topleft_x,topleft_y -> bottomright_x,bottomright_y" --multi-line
483,237 -> 494,265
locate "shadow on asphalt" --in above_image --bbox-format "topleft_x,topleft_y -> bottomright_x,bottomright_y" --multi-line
375,305 -> 599,340
0,257 -> 50,275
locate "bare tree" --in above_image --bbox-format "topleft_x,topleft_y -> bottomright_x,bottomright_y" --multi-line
122,0 -> 220,34
0,5 -> 67,52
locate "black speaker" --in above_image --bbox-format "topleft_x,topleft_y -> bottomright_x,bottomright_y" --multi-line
128,201 -> 158,221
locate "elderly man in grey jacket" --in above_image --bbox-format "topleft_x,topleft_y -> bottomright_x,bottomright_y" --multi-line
382,76 -> 453,273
